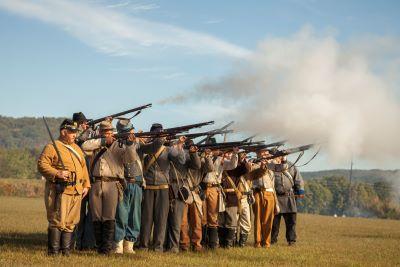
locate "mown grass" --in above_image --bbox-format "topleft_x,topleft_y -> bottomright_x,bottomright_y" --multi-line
0,196 -> 399,266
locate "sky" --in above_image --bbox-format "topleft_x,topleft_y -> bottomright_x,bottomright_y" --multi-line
0,0 -> 399,171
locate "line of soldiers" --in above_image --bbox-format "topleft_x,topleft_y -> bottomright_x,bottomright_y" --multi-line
37,112 -> 305,256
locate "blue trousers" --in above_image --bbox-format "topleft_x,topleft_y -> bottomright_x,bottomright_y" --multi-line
115,182 -> 143,243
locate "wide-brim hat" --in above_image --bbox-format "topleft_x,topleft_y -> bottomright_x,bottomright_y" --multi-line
150,123 -> 163,132
116,119 -> 134,133
72,112 -> 88,124
99,120 -> 114,131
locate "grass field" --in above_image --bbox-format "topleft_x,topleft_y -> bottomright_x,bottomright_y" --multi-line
0,197 -> 399,266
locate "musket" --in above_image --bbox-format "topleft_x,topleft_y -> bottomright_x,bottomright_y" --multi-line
87,103 -> 152,127
132,121 -> 215,138
163,121 -> 215,133
196,141 -> 265,151
43,117 -> 66,170
241,140 -> 287,152
171,129 -> 233,140
196,121 -> 234,145
42,117 -> 74,212
254,144 -> 314,162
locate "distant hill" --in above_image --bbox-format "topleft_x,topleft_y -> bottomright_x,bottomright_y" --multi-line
0,116 -> 66,149
303,169 -> 400,185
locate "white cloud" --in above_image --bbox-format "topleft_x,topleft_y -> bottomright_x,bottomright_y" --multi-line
0,0 -> 251,58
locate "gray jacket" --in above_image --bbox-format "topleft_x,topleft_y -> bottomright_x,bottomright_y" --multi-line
169,150 -> 201,198
143,146 -> 186,186
274,163 -> 304,213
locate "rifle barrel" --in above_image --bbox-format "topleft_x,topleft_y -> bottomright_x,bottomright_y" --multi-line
89,103 -> 152,126
43,117 -> 66,169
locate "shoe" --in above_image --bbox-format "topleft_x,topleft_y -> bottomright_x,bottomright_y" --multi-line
115,240 -> 123,254
225,228 -> 236,249
207,227 -> 218,250
102,220 -> 115,254
93,221 -> 103,254
238,233 -> 248,247
218,227 -> 227,248
60,231 -> 73,256
254,243 -> 261,248
123,240 -> 135,254
47,228 -> 61,256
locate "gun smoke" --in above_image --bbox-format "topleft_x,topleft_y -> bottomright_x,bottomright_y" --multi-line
161,27 -> 400,164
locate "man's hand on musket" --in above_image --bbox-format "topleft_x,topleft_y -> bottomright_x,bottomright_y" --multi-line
105,116 -> 113,122
178,136 -> 187,144
189,145 -> 199,153
56,170 -> 70,181
127,129 -> 136,142
82,187 -> 89,198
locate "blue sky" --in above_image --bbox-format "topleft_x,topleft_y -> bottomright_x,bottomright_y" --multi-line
0,0 -> 399,171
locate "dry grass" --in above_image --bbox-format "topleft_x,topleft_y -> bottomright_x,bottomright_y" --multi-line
0,196 -> 399,266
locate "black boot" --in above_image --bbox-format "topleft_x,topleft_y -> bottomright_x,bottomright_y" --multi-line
48,228 -> 61,256
238,233 -> 248,247
225,228 -> 236,249
201,225 -> 208,247
218,227 -> 227,248
92,221 -> 103,254
102,220 -> 115,255
61,231 -> 73,256
207,227 -> 218,250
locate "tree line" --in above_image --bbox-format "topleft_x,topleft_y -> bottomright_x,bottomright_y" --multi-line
298,176 -> 400,219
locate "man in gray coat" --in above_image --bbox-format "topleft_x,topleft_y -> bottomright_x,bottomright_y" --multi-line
271,157 -> 305,246
138,123 -> 186,252
165,139 -> 201,253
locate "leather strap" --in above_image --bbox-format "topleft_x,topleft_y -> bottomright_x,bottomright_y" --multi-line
144,146 -> 166,173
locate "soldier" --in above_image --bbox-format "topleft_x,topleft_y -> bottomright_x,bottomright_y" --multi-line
165,139 -> 201,253
180,142 -> 212,252
72,112 -> 96,251
80,120 -> 124,255
201,148 -> 238,250
113,119 -> 163,254
218,149 -> 244,249
233,152 -> 253,247
247,150 -> 280,248
271,156 -> 305,246
139,123 -> 186,252
38,119 -> 91,256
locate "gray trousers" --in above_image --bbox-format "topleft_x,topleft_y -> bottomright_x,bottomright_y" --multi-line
219,206 -> 238,229
89,180 -> 119,222
140,188 -> 169,252
165,199 -> 186,252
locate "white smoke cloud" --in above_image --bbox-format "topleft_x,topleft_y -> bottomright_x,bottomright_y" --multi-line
163,27 -> 400,164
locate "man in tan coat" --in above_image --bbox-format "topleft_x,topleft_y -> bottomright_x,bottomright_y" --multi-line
38,119 -> 91,256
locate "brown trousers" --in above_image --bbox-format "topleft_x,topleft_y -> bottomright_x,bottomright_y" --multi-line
45,182 -> 82,232
202,187 -> 219,227
253,191 -> 276,247
180,202 -> 203,250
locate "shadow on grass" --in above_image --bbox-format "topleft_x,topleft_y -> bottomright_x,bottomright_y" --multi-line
0,232 -> 46,250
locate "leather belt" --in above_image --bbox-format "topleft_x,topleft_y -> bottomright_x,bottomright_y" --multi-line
125,178 -> 136,183
223,188 -> 235,193
93,177 -> 119,182
254,187 -> 274,193
204,183 -> 220,188
145,184 -> 169,190
53,181 -> 76,186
